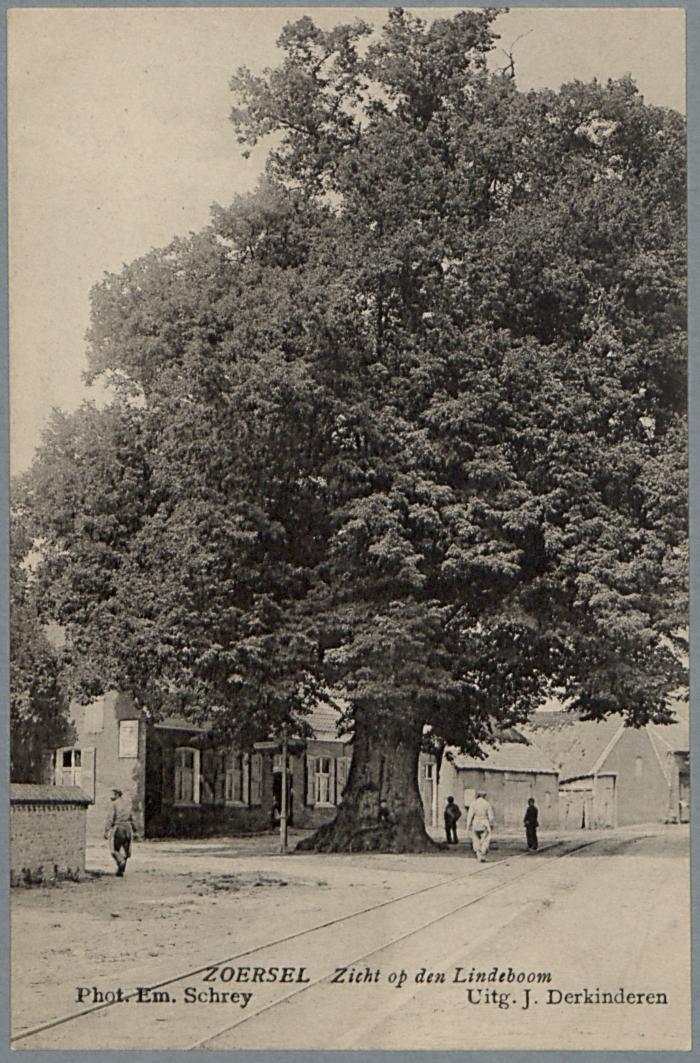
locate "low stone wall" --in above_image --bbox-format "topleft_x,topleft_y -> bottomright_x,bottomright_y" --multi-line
11,784 -> 91,886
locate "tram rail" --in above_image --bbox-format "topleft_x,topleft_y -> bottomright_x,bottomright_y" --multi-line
12,832 -> 642,1050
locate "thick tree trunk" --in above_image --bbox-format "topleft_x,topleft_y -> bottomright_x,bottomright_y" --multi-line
297,712 -> 437,852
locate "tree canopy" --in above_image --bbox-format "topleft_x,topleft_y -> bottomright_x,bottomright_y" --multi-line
10,515 -> 73,781
16,9 -> 687,848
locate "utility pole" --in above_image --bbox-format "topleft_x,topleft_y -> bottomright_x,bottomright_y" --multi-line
280,722 -> 288,854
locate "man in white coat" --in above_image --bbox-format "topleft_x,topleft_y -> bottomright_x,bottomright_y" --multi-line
466,791 -> 494,862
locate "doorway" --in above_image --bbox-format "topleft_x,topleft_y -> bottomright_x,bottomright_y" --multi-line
272,769 -> 294,826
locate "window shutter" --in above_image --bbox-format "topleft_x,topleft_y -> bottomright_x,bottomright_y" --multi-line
243,753 -> 250,805
217,752 -> 226,804
119,720 -> 139,758
42,749 -> 56,786
81,747 -> 96,802
193,749 -> 201,804
329,757 -> 337,805
201,751 -> 211,803
250,752 -> 263,806
306,756 -> 316,805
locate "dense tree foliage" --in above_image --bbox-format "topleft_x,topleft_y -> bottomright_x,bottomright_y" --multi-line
10,517 -> 73,781
17,10 -> 686,848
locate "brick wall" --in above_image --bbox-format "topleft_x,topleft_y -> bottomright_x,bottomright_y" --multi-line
11,785 -> 89,885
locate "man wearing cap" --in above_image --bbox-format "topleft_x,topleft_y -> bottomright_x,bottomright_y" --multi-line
466,790 -> 494,862
104,788 -> 137,876
443,795 -> 462,844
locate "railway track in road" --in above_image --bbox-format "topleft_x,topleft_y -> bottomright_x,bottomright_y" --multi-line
11,832 -> 651,1050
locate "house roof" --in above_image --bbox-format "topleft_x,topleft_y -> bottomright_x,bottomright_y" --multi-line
154,699 -> 352,745
303,700 -> 352,744
648,699 -> 690,754
11,783 -> 92,805
521,714 -> 623,781
449,734 -> 559,775
524,696 -> 690,780
154,717 -> 207,733
649,723 -> 689,755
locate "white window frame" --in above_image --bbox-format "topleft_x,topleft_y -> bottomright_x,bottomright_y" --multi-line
118,719 -> 139,758
314,756 -> 334,806
174,747 -> 201,805
55,747 -> 82,788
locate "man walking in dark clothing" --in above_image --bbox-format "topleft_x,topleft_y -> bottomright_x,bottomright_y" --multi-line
444,796 -> 461,844
104,788 -> 137,876
524,797 -> 539,851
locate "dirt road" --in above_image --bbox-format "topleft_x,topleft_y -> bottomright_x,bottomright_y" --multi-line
12,826 -> 690,1052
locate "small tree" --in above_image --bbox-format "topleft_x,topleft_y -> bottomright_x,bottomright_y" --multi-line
19,10 -> 686,849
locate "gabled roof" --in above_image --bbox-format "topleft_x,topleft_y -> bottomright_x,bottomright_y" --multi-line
649,723 -> 689,755
521,713 -> 623,781
648,699 -> 690,755
449,734 -> 558,775
525,696 -> 690,780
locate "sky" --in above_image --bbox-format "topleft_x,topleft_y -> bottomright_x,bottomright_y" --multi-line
8,6 -> 686,473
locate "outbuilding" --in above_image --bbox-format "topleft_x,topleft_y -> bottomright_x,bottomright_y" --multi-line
524,708 -> 688,829
430,735 -> 559,831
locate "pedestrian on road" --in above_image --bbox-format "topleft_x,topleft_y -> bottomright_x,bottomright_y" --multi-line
444,796 -> 462,844
524,797 -> 539,852
104,788 -> 136,877
466,791 -> 494,862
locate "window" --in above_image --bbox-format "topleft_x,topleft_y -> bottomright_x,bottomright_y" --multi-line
544,790 -> 552,809
118,720 -> 139,758
314,757 -> 334,805
54,747 -> 95,799
84,703 -> 104,734
201,750 -> 226,804
635,756 -> 644,779
174,747 -> 200,804
212,751 -> 226,804
56,748 -> 81,787
225,752 -> 250,805
423,763 -> 434,780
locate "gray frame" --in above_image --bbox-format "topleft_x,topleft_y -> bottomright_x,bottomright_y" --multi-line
1,2 -> 696,1060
